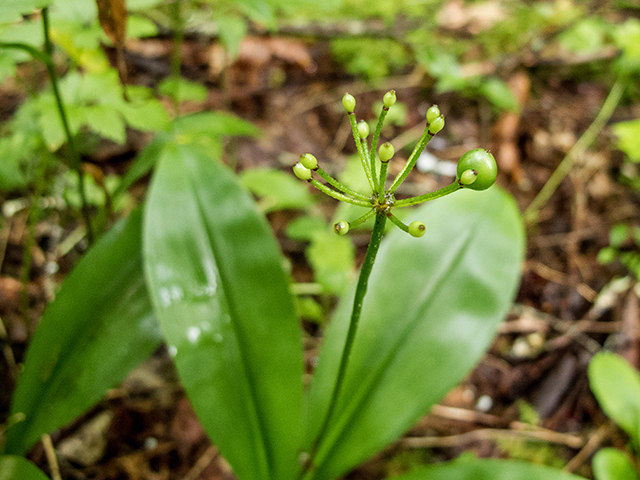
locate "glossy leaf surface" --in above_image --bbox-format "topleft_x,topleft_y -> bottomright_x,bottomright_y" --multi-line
0,455 -> 50,480
392,458 -> 587,480
5,208 -> 161,455
593,448 -> 640,480
589,351 -> 640,444
143,143 -> 303,480
306,187 -> 524,480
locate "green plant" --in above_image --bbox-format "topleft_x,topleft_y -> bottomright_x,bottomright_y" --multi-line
1,79 -> 529,479
588,351 -> 640,480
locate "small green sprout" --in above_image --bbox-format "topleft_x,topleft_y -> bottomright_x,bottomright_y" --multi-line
293,91 -> 498,237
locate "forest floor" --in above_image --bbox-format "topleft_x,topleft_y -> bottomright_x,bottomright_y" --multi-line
1,30 -> 639,480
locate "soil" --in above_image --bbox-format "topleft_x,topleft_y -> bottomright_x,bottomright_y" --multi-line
1,30 -> 638,480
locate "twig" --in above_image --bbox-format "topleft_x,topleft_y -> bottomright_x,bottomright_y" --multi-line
523,77 -> 626,226
402,426 -> 584,449
42,434 -> 62,480
0,315 -> 19,381
182,445 -> 219,480
563,423 -> 612,473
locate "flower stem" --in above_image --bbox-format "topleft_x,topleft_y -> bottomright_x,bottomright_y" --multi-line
304,211 -> 387,473
388,126 -> 433,193
348,112 -> 376,192
308,179 -> 372,207
315,166 -> 370,201
394,182 -> 462,207
370,106 -> 388,174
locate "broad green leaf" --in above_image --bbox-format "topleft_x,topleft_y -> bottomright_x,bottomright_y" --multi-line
4,208 -> 162,455
588,351 -> 640,445
241,167 -> 315,212
0,455 -> 49,480
143,143 -> 303,480
593,448 -> 640,480
305,187 -> 524,480
392,458 -> 587,480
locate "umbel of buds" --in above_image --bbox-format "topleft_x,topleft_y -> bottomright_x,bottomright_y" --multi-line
292,91 -> 497,237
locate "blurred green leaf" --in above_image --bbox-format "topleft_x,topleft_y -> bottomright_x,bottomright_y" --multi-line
143,143 -> 304,480
613,119 -> 640,163
4,208 -> 162,455
559,17 -> 608,54
610,224 -> 630,247
83,104 -> 127,144
391,458 -> 587,480
589,351 -> 640,445
158,77 -> 208,103
307,230 -> 355,295
592,448 -> 640,480
331,37 -> 410,79
306,187 -> 524,480
614,18 -> 640,74
479,78 -> 519,112
241,167 -> 315,212
0,456 -> 49,480
0,1 -> 50,23
172,111 -> 261,138
217,15 -> 248,59
0,138 -> 28,191
286,215 -> 327,241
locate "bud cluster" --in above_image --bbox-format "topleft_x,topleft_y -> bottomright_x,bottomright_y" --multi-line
292,91 -> 497,237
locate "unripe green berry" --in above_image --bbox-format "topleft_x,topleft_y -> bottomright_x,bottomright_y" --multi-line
300,153 -> 318,170
456,149 -> 497,191
357,120 -> 369,138
342,93 -> 356,112
459,169 -> 478,186
426,105 -> 440,124
293,162 -> 312,180
334,220 -> 349,235
383,90 -> 396,108
428,115 -> 445,135
409,221 -> 426,238
378,142 -> 394,163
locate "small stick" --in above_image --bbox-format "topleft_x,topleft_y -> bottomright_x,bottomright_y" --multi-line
42,434 -> 62,480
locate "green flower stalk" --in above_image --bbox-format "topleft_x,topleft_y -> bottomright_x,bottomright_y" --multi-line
296,93 -> 497,476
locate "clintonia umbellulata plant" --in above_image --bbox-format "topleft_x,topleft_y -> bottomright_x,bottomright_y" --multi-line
5,91 -> 562,480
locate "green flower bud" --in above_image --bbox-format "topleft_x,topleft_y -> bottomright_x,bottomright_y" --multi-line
334,220 -> 349,235
378,142 -> 394,163
409,221 -> 426,238
459,169 -> 478,186
426,105 -> 440,124
383,90 -> 397,108
300,153 -> 318,170
456,149 -> 497,191
428,115 -> 445,135
357,120 -> 370,138
293,162 -> 312,180
342,93 -> 356,112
